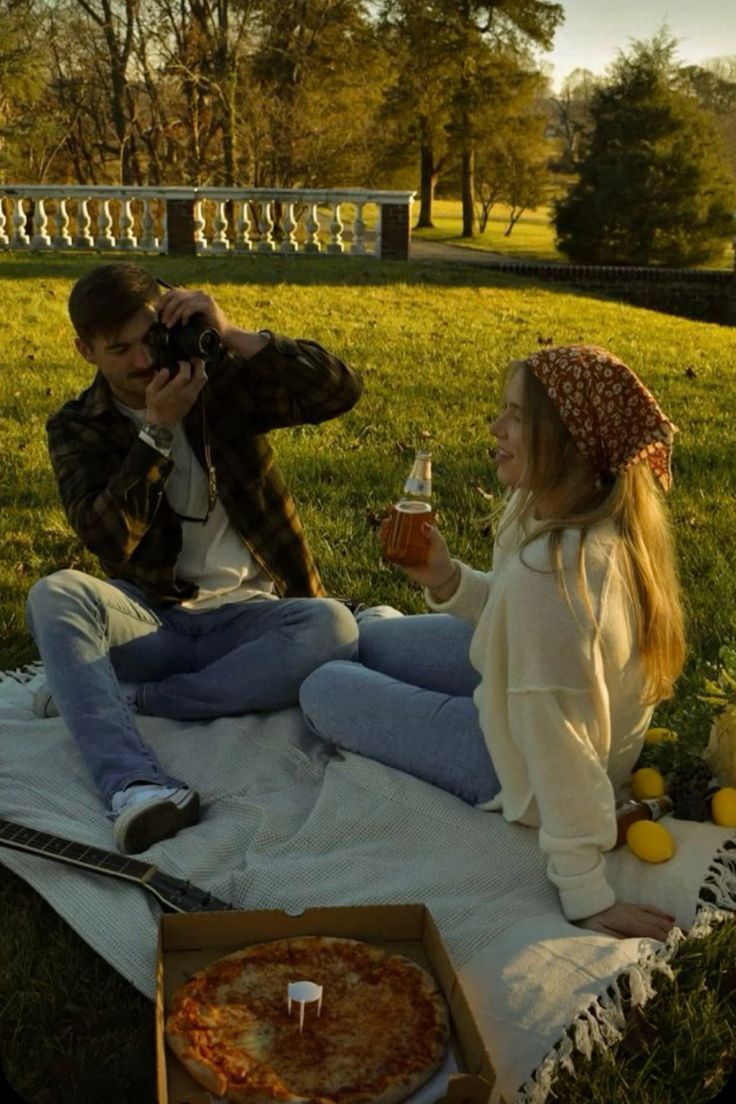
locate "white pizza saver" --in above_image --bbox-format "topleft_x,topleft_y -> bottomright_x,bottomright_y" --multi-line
287,980 -> 323,1033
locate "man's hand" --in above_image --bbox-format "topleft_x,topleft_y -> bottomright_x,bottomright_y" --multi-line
145,360 -> 208,427
158,287 -> 231,336
578,902 -> 676,941
158,287 -> 268,359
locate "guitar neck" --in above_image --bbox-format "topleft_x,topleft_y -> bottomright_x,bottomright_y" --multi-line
0,817 -> 231,913
0,816 -> 154,881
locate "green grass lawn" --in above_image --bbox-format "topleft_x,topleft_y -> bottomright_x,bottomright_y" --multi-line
0,252 -> 735,1103
413,198 -> 735,269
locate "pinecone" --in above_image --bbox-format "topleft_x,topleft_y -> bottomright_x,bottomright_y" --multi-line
668,758 -> 718,821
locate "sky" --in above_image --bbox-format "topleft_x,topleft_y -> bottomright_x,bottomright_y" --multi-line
544,0 -> 736,89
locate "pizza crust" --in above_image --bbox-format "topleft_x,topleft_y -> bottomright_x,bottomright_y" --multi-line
166,936 -> 450,1104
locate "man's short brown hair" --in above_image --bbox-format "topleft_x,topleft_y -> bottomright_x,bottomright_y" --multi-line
68,263 -> 159,343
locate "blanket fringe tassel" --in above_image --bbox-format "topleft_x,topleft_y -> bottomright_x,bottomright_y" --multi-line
513,837 -> 736,1104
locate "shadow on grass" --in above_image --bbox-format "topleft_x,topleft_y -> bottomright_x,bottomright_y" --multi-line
0,250 -> 543,288
3,252 -> 732,328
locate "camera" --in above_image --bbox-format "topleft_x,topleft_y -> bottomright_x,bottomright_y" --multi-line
144,312 -> 223,376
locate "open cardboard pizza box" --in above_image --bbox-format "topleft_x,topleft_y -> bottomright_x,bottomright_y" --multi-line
156,903 -> 494,1104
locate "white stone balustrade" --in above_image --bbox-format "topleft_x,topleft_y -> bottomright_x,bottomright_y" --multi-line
0,185 -> 415,259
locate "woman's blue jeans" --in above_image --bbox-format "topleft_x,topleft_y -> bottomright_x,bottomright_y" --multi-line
299,612 -> 500,805
26,568 -> 358,804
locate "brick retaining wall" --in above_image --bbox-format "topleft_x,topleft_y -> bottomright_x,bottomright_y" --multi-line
490,261 -> 736,326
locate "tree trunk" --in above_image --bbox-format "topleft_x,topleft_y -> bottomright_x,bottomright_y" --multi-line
416,143 -> 437,228
461,145 -> 475,237
222,112 -> 236,187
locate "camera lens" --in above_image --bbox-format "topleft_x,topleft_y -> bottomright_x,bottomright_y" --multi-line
198,329 -> 221,358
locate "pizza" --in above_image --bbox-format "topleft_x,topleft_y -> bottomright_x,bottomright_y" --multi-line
165,934 -> 450,1104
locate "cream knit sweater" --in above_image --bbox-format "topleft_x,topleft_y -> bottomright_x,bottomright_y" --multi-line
426,501 -> 653,920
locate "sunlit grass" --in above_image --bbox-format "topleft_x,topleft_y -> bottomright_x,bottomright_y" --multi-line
0,252 -> 734,1103
413,198 -> 734,269
413,198 -> 564,261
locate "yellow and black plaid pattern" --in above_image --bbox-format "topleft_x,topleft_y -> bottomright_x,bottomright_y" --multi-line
46,333 -> 363,605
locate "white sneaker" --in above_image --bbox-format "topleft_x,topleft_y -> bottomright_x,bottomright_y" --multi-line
110,784 -> 200,854
32,683 -> 59,717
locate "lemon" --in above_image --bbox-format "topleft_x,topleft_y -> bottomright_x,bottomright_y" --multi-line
711,787 -> 736,828
644,727 -> 678,744
626,820 -> 676,863
630,767 -> 667,800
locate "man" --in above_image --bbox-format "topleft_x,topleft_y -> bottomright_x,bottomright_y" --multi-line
26,263 -> 362,853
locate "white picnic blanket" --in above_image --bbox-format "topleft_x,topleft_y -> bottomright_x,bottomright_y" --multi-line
1,666 -> 734,1103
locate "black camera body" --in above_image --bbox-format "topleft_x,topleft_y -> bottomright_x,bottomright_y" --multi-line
144,312 -> 223,376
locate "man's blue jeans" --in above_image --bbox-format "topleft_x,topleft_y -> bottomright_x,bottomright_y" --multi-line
26,569 -> 358,804
299,613 -> 500,805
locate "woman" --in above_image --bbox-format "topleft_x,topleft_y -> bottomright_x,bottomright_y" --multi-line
300,345 -> 686,940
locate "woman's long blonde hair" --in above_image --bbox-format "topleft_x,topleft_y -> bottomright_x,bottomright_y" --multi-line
499,362 -> 686,704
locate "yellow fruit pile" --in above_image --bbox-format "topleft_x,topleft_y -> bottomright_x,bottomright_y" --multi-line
625,766 -> 675,862
625,738 -> 736,864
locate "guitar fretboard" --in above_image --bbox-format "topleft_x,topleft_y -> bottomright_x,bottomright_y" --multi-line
0,816 -> 232,913
0,817 -> 154,882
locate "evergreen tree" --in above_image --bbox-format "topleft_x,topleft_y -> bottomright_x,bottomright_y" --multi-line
555,35 -> 736,267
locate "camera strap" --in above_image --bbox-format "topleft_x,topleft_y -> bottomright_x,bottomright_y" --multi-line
175,396 -> 218,526
154,278 -> 218,524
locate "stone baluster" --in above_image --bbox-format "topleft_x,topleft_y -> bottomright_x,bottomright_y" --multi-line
351,201 -> 367,255
75,198 -> 94,247
256,201 -> 275,252
52,199 -> 72,249
95,199 -> 115,249
193,200 -> 207,253
11,197 -> 29,246
0,186 -> 414,258
31,198 -> 51,248
303,203 -> 321,252
326,202 -> 344,254
374,203 -> 383,259
211,199 -> 229,252
280,202 -> 298,253
117,197 -> 137,249
233,200 -> 252,252
139,199 -> 159,251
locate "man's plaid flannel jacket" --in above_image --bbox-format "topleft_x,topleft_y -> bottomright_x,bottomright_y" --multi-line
46,332 -> 363,605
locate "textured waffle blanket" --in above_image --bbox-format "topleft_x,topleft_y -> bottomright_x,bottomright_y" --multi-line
1,666 -> 734,1103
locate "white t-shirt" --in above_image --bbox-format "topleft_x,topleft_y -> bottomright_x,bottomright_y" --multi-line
119,404 -> 275,611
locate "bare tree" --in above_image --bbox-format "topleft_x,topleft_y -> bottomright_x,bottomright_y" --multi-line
70,0 -> 141,182
548,67 -> 596,173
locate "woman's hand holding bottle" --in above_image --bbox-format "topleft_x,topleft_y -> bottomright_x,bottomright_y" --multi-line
380,519 -> 460,600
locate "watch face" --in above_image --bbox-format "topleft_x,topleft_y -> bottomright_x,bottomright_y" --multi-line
144,423 -> 174,446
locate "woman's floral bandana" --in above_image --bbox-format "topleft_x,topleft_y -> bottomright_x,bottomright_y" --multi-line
524,345 -> 677,490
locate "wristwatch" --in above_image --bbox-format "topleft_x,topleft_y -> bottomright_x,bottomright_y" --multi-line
140,421 -> 174,452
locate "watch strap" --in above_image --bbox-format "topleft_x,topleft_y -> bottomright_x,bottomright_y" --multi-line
140,421 -> 174,454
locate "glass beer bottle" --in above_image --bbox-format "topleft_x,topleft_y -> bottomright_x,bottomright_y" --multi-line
384,450 -> 433,567
614,795 -> 673,848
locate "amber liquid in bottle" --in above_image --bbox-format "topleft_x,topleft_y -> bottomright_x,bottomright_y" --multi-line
614,795 -> 673,848
384,450 -> 433,567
